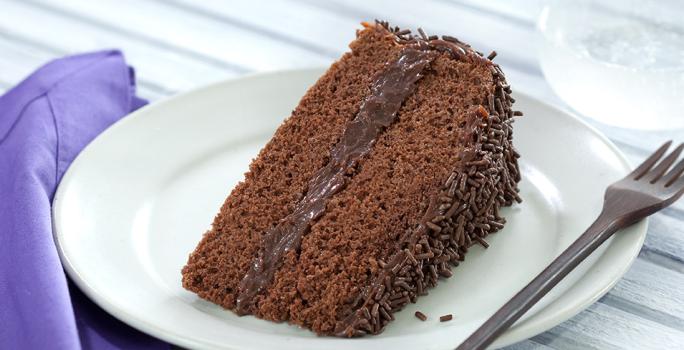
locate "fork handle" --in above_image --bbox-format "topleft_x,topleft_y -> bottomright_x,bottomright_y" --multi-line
456,212 -> 621,350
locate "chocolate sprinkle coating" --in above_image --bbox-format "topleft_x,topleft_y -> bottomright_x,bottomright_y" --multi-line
333,20 -> 521,338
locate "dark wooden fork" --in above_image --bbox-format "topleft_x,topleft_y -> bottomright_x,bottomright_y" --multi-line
457,141 -> 684,350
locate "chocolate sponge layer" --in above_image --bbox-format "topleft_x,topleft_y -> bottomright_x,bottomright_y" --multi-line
182,22 -> 520,336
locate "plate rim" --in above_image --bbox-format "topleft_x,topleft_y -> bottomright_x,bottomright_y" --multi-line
52,67 -> 647,349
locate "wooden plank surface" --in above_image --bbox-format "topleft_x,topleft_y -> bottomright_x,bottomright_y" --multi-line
1,0 -> 682,348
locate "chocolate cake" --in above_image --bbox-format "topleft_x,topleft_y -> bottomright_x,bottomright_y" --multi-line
182,21 -> 522,337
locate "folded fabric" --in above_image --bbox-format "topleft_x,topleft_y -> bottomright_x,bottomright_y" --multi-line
0,51 -> 168,350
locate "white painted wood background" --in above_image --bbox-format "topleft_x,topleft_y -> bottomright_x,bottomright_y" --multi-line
1,0 -> 682,348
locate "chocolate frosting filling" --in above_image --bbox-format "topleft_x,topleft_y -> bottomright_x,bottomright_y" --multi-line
235,47 -> 436,314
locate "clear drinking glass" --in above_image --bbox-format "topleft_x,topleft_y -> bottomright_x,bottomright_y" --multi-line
537,0 -> 684,129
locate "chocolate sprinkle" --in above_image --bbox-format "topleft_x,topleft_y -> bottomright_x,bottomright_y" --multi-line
440,314 -> 453,322
417,27 -> 428,41
415,311 -> 428,321
474,236 -> 490,248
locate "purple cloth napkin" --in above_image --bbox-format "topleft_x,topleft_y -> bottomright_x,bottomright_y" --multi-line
0,51 -> 169,350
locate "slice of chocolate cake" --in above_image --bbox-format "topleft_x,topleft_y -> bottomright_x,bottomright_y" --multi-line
182,21 -> 522,337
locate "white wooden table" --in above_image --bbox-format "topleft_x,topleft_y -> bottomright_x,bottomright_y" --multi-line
2,0 -> 682,348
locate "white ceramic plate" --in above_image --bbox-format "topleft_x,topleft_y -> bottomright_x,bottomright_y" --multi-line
53,68 -> 647,350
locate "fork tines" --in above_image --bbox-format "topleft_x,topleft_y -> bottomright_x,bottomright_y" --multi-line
631,140 -> 684,188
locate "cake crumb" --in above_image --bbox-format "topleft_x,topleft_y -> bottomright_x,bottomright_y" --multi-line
439,314 -> 453,322
415,311 -> 427,321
